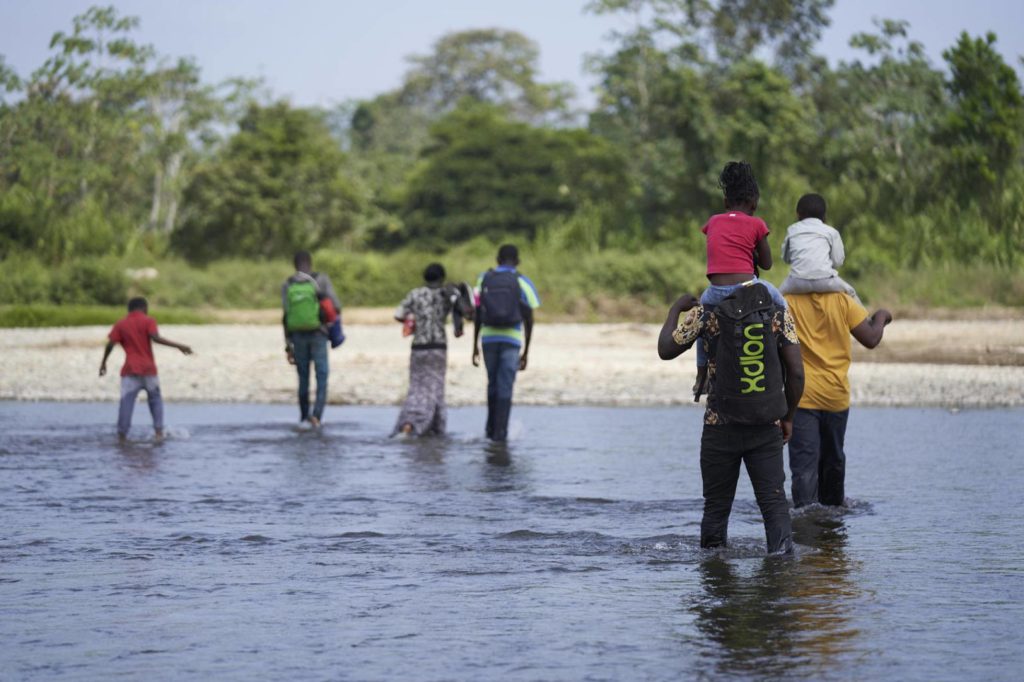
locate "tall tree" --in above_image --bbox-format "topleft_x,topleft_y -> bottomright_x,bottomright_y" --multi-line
173,102 -> 361,261
402,103 -> 633,247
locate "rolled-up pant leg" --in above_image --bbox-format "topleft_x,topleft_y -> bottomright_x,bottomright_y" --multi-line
700,425 -> 742,548
743,424 -> 793,554
118,375 -> 144,436
788,408 -> 821,508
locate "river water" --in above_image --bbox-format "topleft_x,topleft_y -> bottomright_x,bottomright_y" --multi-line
1,402 -> 1022,681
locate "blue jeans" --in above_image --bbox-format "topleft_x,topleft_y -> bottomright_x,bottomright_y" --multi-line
787,408 -> 849,507
696,278 -> 787,367
118,375 -> 163,436
482,342 -> 520,440
292,331 -> 329,421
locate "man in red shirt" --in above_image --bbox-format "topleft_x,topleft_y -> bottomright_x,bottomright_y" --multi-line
99,298 -> 192,441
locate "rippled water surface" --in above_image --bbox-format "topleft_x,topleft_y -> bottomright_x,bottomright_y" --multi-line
2,402 -> 1022,680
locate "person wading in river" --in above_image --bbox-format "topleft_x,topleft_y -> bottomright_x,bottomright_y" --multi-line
281,250 -> 342,429
472,244 -> 540,442
392,263 -> 473,437
784,291 -> 892,507
658,282 -> 804,554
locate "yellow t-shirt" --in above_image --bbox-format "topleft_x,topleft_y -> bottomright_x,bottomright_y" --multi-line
784,292 -> 869,411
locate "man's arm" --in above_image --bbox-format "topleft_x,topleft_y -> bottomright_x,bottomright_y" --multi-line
151,333 -> 193,355
318,273 -> 342,313
99,341 -> 115,376
779,344 -> 805,443
851,309 -> 893,349
755,236 -> 773,271
519,306 -> 533,370
472,307 -> 482,367
781,233 -> 792,265
658,294 -> 700,360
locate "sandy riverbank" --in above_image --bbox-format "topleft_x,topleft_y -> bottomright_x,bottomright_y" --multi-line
2,318 -> 1023,408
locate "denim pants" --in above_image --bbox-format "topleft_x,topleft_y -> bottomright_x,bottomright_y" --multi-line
118,375 -> 163,436
696,278 -> 787,367
788,407 -> 850,507
699,423 -> 793,554
292,331 -> 329,421
482,341 -> 520,441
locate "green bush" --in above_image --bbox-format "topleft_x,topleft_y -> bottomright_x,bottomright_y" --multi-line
51,258 -> 128,305
0,304 -> 207,328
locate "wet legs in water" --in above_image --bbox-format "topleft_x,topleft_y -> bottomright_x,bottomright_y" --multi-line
292,332 -> 329,425
788,408 -> 849,507
700,424 -> 793,554
483,342 -> 519,441
117,375 -> 164,440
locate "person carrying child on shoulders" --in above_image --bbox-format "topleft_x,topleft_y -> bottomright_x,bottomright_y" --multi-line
695,161 -> 787,399
779,193 -> 861,303
99,297 -> 193,442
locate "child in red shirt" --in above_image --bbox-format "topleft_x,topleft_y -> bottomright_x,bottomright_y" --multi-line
99,297 -> 192,441
695,162 -> 786,398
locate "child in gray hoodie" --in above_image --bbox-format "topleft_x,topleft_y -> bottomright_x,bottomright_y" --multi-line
779,193 -> 861,303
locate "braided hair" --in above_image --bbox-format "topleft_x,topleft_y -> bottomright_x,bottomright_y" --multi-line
718,161 -> 759,209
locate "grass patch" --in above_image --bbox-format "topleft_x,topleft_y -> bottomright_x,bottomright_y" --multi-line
0,304 -> 210,328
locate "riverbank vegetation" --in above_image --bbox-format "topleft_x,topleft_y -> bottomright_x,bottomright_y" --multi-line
2,2 -> 1022,321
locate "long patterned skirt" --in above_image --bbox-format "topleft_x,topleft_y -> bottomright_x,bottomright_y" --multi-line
393,348 -> 447,436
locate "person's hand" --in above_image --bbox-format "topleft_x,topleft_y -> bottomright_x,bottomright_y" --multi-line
179,345 -> 193,356
99,363 -> 107,377
472,346 -> 480,367
674,293 -> 699,310
873,309 -> 893,326
519,353 -> 528,371
780,419 -> 793,444
454,328 -> 464,338
286,349 -> 296,366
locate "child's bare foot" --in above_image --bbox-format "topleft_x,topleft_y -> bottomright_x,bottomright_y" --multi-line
308,416 -> 321,429
118,433 -> 127,443
154,429 -> 165,441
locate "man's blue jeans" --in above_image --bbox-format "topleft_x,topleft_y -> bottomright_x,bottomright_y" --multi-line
292,331 -> 329,421
482,341 -> 520,441
787,407 -> 850,507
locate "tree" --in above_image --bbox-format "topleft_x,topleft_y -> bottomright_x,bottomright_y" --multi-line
172,102 -> 362,261
402,103 -> 634,247
939,33 -> 1024,266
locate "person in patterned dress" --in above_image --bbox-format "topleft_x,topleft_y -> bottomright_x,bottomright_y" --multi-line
658,290 -> 805,554
392,263 -> 472,437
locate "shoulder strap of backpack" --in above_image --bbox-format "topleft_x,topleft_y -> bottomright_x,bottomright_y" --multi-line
292,271 -> 321,293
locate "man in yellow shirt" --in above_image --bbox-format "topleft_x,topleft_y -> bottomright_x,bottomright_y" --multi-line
784,292 -> 892,507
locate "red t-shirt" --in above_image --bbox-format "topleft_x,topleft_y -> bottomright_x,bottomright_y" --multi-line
108,311 -> 159,376
702,212 -> 770,275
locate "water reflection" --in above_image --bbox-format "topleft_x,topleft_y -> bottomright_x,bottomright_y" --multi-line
691,513 -> 861,679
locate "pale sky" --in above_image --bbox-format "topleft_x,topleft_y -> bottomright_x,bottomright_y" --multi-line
2,0 -> 1022,109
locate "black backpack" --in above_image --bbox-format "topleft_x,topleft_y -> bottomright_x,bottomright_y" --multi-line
710,283 -> 788,424
479,270 -> 523,327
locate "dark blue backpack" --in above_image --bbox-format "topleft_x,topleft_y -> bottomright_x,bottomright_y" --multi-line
480,270 -> 523,327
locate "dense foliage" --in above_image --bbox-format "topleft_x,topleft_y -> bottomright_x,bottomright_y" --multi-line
1,2 -> 1023,312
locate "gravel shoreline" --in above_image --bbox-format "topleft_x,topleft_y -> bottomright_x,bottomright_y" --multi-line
2,322 -> 1023,408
